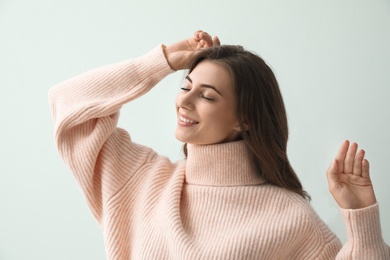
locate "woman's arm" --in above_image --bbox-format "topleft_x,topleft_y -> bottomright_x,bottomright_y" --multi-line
49,46 -> 174,221
326,141 -> 390,258
48,31 -> 219,222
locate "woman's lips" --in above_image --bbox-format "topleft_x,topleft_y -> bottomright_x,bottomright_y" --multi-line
178,115 -> 199,126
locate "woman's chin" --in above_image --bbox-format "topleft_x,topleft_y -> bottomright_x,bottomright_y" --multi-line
174,131 -> 189,143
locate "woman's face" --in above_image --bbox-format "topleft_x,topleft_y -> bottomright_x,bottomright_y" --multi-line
175,60 -> 241,145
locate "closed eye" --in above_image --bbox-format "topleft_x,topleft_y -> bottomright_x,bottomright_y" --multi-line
181,86 -> 214,101
201,95 -> 214,101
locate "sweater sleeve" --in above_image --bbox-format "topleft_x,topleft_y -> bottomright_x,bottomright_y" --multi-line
335,203 -> 390,259
48,45 -> 174,222
290,196 -> 389,260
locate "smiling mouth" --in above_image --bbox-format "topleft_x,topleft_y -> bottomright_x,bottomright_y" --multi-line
179,116 -> 199,124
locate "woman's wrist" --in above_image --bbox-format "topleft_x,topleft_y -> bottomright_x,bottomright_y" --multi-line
161,44 -> 177,71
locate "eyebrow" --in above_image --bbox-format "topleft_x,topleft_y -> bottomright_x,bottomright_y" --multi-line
185,75 -> 223,96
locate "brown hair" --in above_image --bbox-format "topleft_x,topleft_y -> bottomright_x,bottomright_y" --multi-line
184,45 -> 310,200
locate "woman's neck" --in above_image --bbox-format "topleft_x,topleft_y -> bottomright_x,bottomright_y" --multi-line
185,141 -> 266,186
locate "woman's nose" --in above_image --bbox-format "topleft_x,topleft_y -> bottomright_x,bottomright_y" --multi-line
176,91 -> 195,110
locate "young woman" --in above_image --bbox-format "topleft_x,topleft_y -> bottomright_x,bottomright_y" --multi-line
49,31 -> 389,259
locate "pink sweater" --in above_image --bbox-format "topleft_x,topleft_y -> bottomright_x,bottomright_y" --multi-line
49,46 -> 389,259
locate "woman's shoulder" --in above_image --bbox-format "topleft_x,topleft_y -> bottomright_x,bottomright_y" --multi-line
258,184 -> 327,223
100,127 -> 185,187
239,184 -> 341,258
257,184 -> 340,245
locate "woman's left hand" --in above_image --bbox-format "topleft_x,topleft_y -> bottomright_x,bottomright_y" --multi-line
326,140 -> 377,209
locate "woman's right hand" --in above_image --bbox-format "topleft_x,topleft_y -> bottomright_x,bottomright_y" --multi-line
163,30 -> 220,71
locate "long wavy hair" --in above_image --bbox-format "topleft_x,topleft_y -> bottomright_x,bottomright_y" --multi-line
183,45 -> 310,200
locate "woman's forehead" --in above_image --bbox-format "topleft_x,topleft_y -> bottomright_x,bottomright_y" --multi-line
189,61 -> 233,86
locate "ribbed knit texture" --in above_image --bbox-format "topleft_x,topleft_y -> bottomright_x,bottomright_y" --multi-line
49,46 -> 390,259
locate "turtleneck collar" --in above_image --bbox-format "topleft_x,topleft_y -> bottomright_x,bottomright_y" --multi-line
185,141 -> 266,187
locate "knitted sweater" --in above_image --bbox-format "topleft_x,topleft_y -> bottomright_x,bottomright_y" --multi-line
49,46 -> 390,259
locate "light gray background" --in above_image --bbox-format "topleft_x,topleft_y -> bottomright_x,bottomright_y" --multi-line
1,0 -> 389,259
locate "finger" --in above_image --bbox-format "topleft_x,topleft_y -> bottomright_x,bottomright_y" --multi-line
344,142 -> 358,174
199,32 -> 213,47
213,36 -> 221,46
193,30 -> 205,42
327,159 -> 339,176
334,140 -> 350,173
326,159 -> 339,190
353,149 -> 365,176
362,159 -> 370,178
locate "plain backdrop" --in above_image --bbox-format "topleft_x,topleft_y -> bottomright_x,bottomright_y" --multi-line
0,0 -> 389,259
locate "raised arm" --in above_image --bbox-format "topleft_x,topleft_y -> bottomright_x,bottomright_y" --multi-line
49,46 -> 173,221
48,30 -> 219,222
326,140 -> 389,259
326,140 -> 376,209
